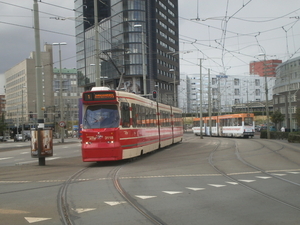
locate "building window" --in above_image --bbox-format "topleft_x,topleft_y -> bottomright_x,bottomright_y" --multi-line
234,79 -> 239,85
255,79 -> 260,86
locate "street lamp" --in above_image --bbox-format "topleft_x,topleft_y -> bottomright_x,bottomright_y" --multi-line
53,42 -> 67,143
288,76 -> 293,131
258,53 -> 270,139
169,69 -> 177,107
21,86 -> 27,141
134,24 -> 146,95
199,58 -> 204,139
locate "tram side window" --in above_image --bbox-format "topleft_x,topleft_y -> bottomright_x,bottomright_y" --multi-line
132,103 -> 137,127
211,120 -> 216,126
244,117 -> 253,126
160,110 -> 165,127
236,118 -> 242,126
121,102 -> 130,128
174,113 -> 182,126
141,106 -> 146,127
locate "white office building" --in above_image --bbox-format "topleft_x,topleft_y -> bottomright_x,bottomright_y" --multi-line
178,73 -> 275,114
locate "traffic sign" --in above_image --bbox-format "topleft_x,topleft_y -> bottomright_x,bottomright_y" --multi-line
59,121 -> 66,128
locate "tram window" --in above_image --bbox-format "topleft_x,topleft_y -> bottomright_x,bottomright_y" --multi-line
141,106 -> 146,127
145,108 -> 150,127
244,117 -> 253,126
211,120 -> 216,126
132,104 -> 137,127
237,118 -> 242,126
121,102 -> 130,128
83,105 -> 119,129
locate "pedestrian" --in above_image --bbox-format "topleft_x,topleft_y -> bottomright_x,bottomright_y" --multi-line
281,126 -> 285,132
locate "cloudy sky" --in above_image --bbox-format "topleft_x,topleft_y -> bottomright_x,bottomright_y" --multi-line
178,0 -> 300,76
0,0 -> 300,88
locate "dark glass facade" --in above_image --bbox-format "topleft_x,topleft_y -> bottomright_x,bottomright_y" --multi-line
75,0 -> 179,105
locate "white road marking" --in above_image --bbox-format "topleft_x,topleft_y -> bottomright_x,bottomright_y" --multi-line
104,201 -> 126,206
24,217 -> 51,223
162,191 -> 183,195
256,176 -> 272,179
208,184 -> 226,188
271,173 -> 286,176
238,180 -> 256,183
74,208 -> 96,213
226,182 -> 238,185
0,157 -> 13,160
186,187 -> 205,191
135,195 -> 157,199
20,152 -> 29,155
47,157 -> 61,161
287,172 -> 300,174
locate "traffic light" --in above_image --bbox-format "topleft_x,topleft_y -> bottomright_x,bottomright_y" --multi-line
152,90 -> 157,99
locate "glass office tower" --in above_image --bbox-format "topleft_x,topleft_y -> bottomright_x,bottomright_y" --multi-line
75,0 -> 179,105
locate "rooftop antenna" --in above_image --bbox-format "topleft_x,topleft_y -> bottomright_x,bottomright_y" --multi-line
191,0 -> 201,21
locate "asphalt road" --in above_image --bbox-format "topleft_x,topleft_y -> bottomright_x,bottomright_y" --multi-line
1,134 -> 300,225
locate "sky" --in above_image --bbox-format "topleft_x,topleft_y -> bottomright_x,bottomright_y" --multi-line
0,0 -> 300,90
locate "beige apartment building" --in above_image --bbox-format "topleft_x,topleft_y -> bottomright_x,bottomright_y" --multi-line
5,44 -> 54,131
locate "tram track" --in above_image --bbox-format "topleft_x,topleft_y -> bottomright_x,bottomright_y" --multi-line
112,164 -> 167,225
57,156 -> 168,225
57,167 -> 89,225
234,139 -> 300,187
209,138 -> 300,212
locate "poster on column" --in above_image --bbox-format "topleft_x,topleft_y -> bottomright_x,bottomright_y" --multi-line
31,129 -> 53,158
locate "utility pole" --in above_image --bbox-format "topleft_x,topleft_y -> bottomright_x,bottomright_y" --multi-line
199,58 -> 203,139
33,0 -> 45,165
94,0 -> 100,87
208,69 -> 212,136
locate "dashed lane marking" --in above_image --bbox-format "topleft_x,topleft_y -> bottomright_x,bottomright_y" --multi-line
24,217 -> 51,223
256,176 -> 272,179
271,173 -> 286,176
73,208 -> 96,213
0,181 -> 30,184
226,182 -> 239,185
208,184 -> 226,188
0,208 -> 29,214
186,187 -> 205,191
135,195 -> 157,199
238,180 -> 256,183
0,157 -> 13,161
162,191 -> 183,195
287,172 -> 300,174
104,201 -> 126,206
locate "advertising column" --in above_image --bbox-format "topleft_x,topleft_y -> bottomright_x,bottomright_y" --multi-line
31,128 -> 53,160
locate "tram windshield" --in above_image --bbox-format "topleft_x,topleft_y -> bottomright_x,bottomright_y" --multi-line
244,117 -> 253,126
83,105 -> 119,129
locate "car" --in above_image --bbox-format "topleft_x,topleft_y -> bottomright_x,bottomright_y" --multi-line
260,126 -> 276,132
255,125 -> 261,131
14,134 -> 23,142
0,136 -> 7,142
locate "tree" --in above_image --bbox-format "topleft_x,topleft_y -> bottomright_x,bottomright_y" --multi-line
270,110 -> 285,129
0,114 -> 7,136
295,107 -> 300,129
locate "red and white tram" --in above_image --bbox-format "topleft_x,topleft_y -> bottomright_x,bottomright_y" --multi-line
192,113 -> 255,138
81,87 -> 183,162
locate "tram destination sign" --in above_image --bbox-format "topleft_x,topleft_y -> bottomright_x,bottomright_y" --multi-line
83,91 -> 116,101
